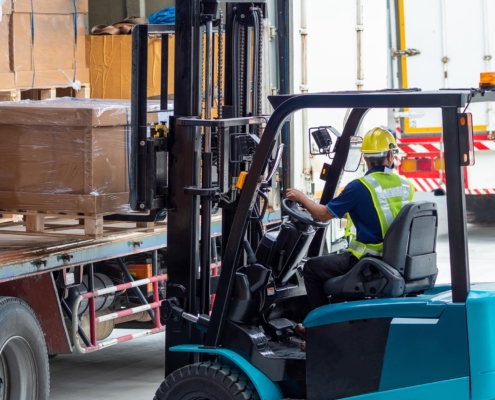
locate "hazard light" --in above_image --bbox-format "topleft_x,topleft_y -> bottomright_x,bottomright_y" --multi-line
480,72 -> 495,89
401,158 -> 417,173
434,157 -> 445,171
417,158 -> 431,172
401,157 -> 432,172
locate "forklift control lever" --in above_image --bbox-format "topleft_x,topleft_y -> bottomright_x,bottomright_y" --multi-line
242,240 -> 258,265
162,298 -> 210,332
161,298 -> 183,321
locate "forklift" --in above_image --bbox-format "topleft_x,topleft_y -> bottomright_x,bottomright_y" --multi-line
128,1 -> 495,399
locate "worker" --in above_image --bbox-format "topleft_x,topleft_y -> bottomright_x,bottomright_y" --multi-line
286,127 -> 414,311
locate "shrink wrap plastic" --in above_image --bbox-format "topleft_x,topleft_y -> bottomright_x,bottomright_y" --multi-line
0,97 -> 159,215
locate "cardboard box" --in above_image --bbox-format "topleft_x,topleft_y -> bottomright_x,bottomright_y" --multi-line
11,12 -> 88,88
0,99 -> 138,214
0,5 -> 13,88
86,35 -> 173,99
15,69 -> 90,89
1,0 -> 12,15
86,34 -> 224,101
12,0 -> 88,14
0,17 -> 9,72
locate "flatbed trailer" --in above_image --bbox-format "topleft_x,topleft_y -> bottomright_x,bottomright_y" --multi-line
0,210 -> 281,399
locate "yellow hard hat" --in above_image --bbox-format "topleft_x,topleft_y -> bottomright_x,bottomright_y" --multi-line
360,127 -> 398,156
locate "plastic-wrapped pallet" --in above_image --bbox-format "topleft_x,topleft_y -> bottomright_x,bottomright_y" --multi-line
0,98 -> 159,216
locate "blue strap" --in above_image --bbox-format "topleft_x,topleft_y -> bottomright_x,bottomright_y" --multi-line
72,0 -> 77,83
30,0 -> 35,88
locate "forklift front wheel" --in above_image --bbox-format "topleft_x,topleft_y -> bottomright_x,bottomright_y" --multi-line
154,362 -> 260,400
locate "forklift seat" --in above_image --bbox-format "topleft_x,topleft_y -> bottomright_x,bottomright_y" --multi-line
324,201 -> 438,299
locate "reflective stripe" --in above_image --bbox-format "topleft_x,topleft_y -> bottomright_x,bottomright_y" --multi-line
349,240 -> 383,257
363,175 -> 395,229
364,248 -> 383,257
346,172 -> 413,260
349,240 -> 366,255
363,174 -> 412,231
399,176 -> 412,205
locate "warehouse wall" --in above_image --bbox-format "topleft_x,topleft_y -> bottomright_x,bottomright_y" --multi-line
88,0 -> 174,28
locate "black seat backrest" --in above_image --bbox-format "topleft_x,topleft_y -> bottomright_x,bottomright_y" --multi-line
325,201 -> 438,299
382,201 -> 438,284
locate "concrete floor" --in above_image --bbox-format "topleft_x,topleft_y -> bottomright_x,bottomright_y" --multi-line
49,224 -> 495,400
50,331 -> 165,400
435,224 -> 495,284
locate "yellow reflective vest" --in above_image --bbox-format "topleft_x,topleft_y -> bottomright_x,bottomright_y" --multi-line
345,170 -> 414,259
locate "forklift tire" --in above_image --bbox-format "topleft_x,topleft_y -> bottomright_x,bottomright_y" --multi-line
0,297 -> 50,400
154,362 -> 260,400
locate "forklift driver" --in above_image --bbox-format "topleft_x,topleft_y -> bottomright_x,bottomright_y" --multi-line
286,127 -> 414,311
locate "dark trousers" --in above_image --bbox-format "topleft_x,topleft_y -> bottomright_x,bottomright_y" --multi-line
303,252 -> 359,310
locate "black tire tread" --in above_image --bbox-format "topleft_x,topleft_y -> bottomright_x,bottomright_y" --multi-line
154,362 -> 260,400
0,296 -> 50,400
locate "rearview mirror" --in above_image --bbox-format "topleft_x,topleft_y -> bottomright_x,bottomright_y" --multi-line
344,136 -> 363,172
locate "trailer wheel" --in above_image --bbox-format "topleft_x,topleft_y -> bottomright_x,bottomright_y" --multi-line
154,362 -> 260,400
0,297 -> 49,400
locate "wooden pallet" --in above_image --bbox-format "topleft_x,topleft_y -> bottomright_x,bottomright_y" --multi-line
0,214 -> 23,223
0,84 -> 90,102
0,210 -> 160,238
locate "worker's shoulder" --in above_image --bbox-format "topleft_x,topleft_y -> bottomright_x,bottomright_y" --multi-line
341,177 -> 369,195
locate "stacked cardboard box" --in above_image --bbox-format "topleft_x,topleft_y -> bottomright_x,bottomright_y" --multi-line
86,35 -> 171,99
0,1 -> 14,88
0,0 -> 89,91
0,98 -> 165,215
85,34 -> 223,101
0,98 -> 163,216
0,99 -> 130,214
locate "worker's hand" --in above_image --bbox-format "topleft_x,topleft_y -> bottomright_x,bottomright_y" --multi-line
286,188 -> 305,204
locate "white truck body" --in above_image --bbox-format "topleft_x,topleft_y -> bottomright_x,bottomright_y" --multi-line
285,0 -> 494,231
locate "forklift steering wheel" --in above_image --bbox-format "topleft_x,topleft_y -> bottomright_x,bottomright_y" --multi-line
282,199 -> 331,228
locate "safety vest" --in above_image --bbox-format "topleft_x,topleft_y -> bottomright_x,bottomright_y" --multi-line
345,170 -> 414,259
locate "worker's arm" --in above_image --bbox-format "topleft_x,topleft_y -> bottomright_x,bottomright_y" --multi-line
286,188 -> 335,222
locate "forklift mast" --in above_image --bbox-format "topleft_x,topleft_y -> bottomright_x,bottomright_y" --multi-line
129,0 -> 290,374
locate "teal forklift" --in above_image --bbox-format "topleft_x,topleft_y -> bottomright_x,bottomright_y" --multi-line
155,87 -> 495,400
128,1 -> 495,399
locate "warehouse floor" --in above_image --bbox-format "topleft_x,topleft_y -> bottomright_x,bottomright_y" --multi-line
50,224 -> 495,400
50,330 -> 164,400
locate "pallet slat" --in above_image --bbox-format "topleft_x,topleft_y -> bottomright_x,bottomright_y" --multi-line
0,84 -> 90,102
0,209 -> 158,238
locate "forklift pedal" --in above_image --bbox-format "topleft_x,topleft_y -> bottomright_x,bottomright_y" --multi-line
267,318 -> 295,331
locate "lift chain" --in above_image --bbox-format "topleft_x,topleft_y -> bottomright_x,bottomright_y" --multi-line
257,8 -> 264,135
218,9 -> 224,119
239,24 -> 245,118
201,29 -> 206,117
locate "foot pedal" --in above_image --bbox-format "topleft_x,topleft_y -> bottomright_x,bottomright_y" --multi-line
267,318 -> 295,331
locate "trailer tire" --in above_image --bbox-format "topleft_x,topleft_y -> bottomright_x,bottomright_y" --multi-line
0,297 -> 49,400
154,362 -> 260,400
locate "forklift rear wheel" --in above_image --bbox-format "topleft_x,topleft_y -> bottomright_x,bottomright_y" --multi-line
0,297 -> 49,400
154,362 -> 260,400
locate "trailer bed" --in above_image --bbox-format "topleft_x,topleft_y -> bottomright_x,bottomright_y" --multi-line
0,210 -> 281,282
